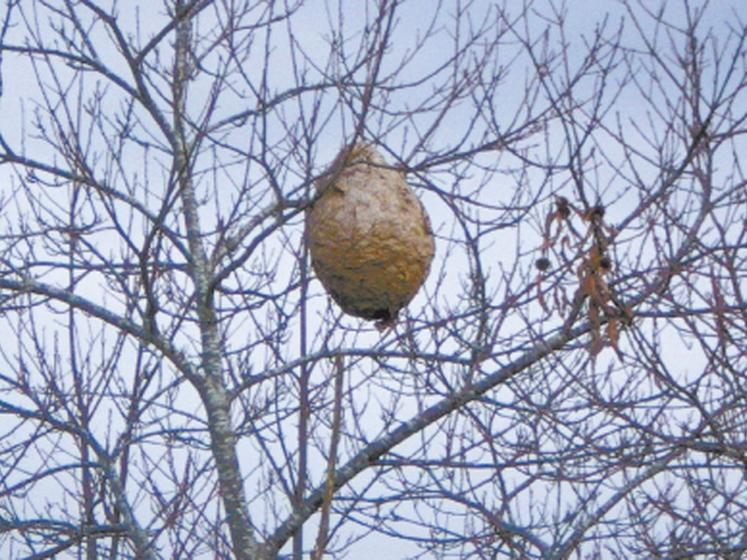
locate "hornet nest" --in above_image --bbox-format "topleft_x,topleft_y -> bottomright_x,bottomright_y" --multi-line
306,142 -> 435,328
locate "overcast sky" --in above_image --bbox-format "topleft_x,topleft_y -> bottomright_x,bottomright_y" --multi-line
1,0 -> 746,558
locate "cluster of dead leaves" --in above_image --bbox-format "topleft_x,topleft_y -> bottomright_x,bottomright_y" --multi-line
536,196 -> 632,358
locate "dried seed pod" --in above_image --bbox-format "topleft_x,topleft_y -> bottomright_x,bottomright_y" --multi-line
586,204 -> 605,222
556,196 -> 571,219
535,257 -> 551,272
306,143 -> 435,325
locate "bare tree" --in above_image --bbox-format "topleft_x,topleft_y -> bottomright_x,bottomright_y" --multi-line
0,0 -> 746,558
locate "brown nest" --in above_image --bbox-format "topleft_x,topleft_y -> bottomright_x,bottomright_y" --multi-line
306,143 -> 435,328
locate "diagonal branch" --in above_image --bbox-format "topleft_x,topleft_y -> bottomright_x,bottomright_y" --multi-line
0,399 -> 157,559
266,318 -> 591,552
0,275 -> 197,381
